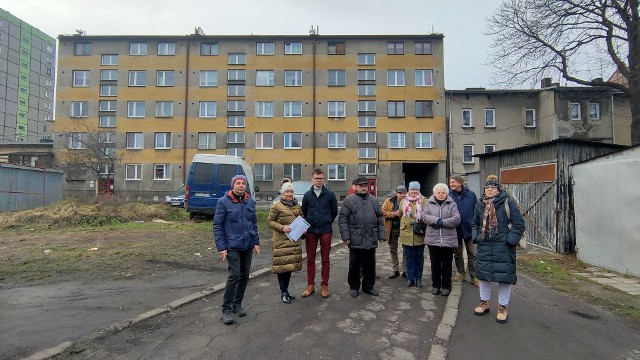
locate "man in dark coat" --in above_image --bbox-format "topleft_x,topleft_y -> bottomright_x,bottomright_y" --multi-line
449,175 -> 479,286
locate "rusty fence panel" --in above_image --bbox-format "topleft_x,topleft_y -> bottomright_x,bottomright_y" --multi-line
0,163 -> 64,212
504,182 -> 557,252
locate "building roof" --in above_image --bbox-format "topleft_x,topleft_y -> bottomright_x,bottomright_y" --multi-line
58,33 -> 444,41
475,139 -> 628,158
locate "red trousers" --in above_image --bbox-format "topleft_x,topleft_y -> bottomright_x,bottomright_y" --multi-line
304,232 -> 332,286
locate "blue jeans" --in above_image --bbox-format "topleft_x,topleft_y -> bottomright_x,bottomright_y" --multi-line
405,245 -> 425,282
222,249 -> 253,312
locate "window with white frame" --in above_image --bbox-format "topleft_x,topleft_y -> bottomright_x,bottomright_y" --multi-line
327,41 -> 346,55
255,133 -> 274,149
154,164 -> 170,180
127,101 -> 145,117
358,147 -> 376,159
256,42 -> 274,55
156,101 -> 174,117
284,70 -> 302,86
358,101 -> 376,112
195,132 -> 215,150
227,69 -> 245,81
415,132 -> 432,148
328,132 -> 346,148
358,116 -> 376,127
227,116 -> 245,127
227,132 -> 245,143
72,71 -> 89,87
388,101 -> 405,117
71,101 -> 88,117
156,71 -> 174,86
256,70 -> 275,86
328,70 -> 345,86
387,70 -> 405,86
284,42 -> 302,55
199,70 -> 218,87
129,42 -> 147,56
157,42 -> 175,56
125,164 -> 142,180
126,132 -> 144,149
358,131 -> 376,143
45,79 -> 52,87
358,69 -> 376,81
200,42 -> 218,56
257,102 -> 274,117
387,42 -> 404,54
100,85 -> 117,96
154,132 -> 171,149
283,164 -> 302,181
589,102 -> 600,120
327,164 -> 346,180
96,132 -> 112,144
254,164 -> 273,181
74,43 -> 91,55
228,85 -> 245,96
463,145 -> 474,163
284,101 -> 302,117
416,100 -> 433,118
389,133 -> 406,149
415,69 -> 433,86
415,41 -> 432,55
228,53 -> 246,65
357,53 -> 375,65
284,133 -> 302,149
128,71 -> 147,86
99,115 -> 116,127
328,101 -> 346,117
485,108 -> 495,127
98,164 -> 114,175
68,132 -> 87,149
525,109 -> 536,127
359,163 -> 377,175
228,100 -> 245,111
199,101 -> 217,118
484,144 -> 496,153
462,109 -> 472,127
569,102 -> 581,120
226,148 -> 245,157
358,85 -> 376,96
101,54 -> 118,66
99,100 -> 117,112
100,69 -> 118,81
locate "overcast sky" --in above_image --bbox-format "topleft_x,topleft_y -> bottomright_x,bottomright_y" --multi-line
1,0 -> 507,89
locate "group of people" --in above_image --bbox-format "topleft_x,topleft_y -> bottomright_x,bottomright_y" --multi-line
213,169 -> 525,326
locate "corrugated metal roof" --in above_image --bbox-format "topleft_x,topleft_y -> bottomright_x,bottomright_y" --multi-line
475,139 -> 628,158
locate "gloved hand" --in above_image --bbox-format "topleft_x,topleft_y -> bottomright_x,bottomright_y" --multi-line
436,218 -> 444,228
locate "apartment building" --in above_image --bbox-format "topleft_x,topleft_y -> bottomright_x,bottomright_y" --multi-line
54,32 -> 446,200
0,9 -> 56,165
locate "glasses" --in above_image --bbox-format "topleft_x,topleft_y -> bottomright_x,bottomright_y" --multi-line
484,185 -> 498,189
313,177 -> 324,180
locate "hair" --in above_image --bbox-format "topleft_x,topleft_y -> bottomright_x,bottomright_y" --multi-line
280,177 -> 292,186
312,168 -> 324,176
433,183 -> 449,195
449,175 -> 465,185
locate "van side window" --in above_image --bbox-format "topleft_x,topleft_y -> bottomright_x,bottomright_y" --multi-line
218,164 -> 239,185
193,163 -> 214,184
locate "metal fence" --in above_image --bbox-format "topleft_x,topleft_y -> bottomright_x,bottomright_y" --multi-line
0,163 -> 64,212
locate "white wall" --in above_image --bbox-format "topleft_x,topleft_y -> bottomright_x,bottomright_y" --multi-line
572,147 -> 640,276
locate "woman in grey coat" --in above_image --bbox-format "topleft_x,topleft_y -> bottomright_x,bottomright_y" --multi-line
422,183 -> 460,296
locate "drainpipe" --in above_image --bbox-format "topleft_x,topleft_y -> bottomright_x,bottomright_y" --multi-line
311,34 -> 317,168
182,36 -> 191,183
446,94 -> 452,179
611,92 -> 616,143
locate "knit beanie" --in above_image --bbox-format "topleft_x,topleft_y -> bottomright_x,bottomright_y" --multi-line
230,174 -> 248,187
484,174 -> 500,188
281,182 -> 294,193
408,181 -> 421,190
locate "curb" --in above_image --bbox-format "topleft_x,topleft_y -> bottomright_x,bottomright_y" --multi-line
428,280 -> 462,360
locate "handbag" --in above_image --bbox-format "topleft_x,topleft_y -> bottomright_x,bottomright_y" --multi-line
504,198 -> 527,249
412,222 -> 427,235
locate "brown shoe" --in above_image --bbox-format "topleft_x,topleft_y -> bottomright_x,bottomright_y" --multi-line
471,277 -> 480,287
496,305 -> 508,323
302,285 -> 315,298
453,272 -> 466,282
474,300 -> 490,316
321,285 -> 330,298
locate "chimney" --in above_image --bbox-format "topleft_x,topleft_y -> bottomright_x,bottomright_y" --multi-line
541,78 -> 552,88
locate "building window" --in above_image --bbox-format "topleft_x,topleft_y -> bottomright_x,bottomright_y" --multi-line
283,164 -> 302,181
284,70 -> 302,86
227,132 -> 245,144
228,100 -> 245,111
257,101 -> 274,117
74,43 -> 91,55
72,71 -> 90,87
100,69 -> 118,81
156,101 -> 174,117
100,85 -> 117,96
358,85 -> 376,96
525,109 -> 536,127
129,42 -> 148,56
328,70 -> 346,86
358,148 -> 376,159
154,164 -> 170,180
328,41 -> 345,55
284,133 -> 302,149
416,100 -> 434,118
127,101 -> 146,118
157,42 -> 175,56
485,108 -> 495,128
256,42 -> 274,55
255,164 -> 273,181
198,132 -> 217,149
255,133 -> 274,149
125,164 -> 142,180
415,69 -> 433,86
154,133 -> 171,149
227,148 -> 245,157
357,53 -> 375,65
569,102 -> 581,120
328,132 -> 346,148
358,101 -> 376,112
328,101 -> 346,117
589,102 -> 600,120
199,101 -> 217,118
227,116 -> 245,127
388,101 -> 405,117
68,132 -> 87,149
98,132 -> 115,144
484,144 -> 496,154
327,164 -> 346,180
358,131 -> 376,143
44,102 -> 52,110
45,79 -> 53,87
101,54 -> 118,66
387,42 -> 404,55
71,101 -> 89,117
462,109 -> 472,127
387,70 -> 405,86
228,69 -> 245,81
228,85 -> 245,96
99,100 -> 117,112
128,71 -> 147,86
415,42 -> 432,55
201,42 -> 218,55
126,133 -> 144,149
156,71 -> 174,86
388,133 -> 406,149
359,163 -> 377,175
284,42 -> 302,55
284,101 -> 302,117
199,70 -> 218,87
415,132 -> 432,148
228,53 -> 246,65
358,116 -> 376,127
358,69 -> 376,81
99,115 -> 116,127
463,145 -> 474,164
256,70 -> 275,86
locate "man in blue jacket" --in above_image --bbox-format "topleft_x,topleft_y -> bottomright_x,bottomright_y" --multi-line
449,175 -> 479,287
214,174 -> 261,325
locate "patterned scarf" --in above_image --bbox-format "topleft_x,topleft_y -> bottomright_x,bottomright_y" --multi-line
403,194 -> 422,220
481,196 -> 498,238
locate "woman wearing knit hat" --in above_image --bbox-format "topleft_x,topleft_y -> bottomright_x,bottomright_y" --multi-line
472,175 -> 525,323
398,181 -> 428,288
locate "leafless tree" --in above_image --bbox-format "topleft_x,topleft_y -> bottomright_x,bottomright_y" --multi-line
486,0 -> 640,145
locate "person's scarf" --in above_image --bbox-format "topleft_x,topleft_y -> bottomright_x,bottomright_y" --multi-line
481,196 -> 498,238
403,193 -> 422,220
281,197 -> 297,207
